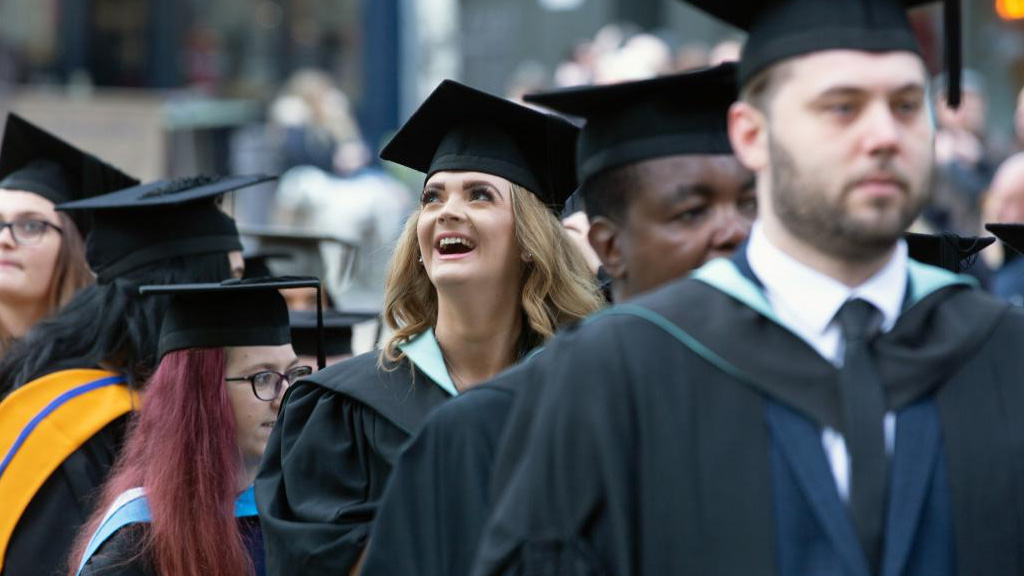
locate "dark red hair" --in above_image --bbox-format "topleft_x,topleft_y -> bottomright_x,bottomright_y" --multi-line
70,348 -> 254,576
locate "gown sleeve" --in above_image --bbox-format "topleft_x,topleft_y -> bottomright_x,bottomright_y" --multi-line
76,524 -> 152,576
470,321 -> 639,576
360,386 -> 515,576
255,379 -> 400,576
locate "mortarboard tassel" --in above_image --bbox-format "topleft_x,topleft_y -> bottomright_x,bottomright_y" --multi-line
316,284 -> 326,370
944,0 -> 962,108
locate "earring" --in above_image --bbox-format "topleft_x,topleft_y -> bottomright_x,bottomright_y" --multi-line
418,256 -> 423,263
523,252 -> 533,262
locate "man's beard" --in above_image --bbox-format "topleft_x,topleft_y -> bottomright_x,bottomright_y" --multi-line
769,136 -> 931,262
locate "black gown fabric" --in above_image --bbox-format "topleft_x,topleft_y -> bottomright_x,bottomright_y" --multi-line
255,350 -> 452,576
470,259 -> 1024,576
3,417 -> 127,576
359,358 -> 547,576
77,517 -> 265,576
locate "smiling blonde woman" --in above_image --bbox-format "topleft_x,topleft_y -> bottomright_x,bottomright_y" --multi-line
256,80 -> 603,576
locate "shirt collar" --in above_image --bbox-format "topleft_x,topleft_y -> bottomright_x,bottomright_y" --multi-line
398,328 -> 459,397
747,222 -> 908,336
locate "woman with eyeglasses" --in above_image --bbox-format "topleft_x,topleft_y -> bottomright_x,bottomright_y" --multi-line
0,115 -> 134,354
69,278 -> 318,576
0,174 -> 263,576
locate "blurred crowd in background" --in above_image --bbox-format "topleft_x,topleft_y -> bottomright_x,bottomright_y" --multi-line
0,2 -> 1022,309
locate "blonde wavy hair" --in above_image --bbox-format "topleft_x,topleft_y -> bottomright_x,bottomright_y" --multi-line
381,182 -> 603,365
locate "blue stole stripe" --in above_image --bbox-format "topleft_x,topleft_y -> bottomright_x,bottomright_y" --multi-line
0,375 -> 126,479
76,486 -> 258,575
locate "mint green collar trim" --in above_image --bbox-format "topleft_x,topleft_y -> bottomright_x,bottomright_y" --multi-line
398,328 -> 458,397
692,257 -> 976,323
906,259 -> 975,305
691,258 -> 781,323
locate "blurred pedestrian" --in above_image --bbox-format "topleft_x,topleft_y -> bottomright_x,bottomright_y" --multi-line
927,70 -> 999,233
982,153 -> 1024,303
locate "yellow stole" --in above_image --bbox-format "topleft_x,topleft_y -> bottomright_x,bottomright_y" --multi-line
0,369 -> 139,570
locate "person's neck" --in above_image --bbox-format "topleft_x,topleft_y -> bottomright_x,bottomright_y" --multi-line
433,283 -> 522,390
0,297 -> 48,340
761,215 -> 895,288
238,457 -> 259,493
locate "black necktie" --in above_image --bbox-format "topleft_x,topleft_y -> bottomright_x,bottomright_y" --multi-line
836,298 -> 888,574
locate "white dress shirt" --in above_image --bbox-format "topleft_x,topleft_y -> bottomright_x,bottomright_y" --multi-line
746,223 -> 904,501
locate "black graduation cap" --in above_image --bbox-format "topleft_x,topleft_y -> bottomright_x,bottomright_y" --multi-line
679,0 -> 963,106
139,277 -> 326,369
0,114 -> 139,236
56,175 -> 274,283
243,250 -> 294,279
239,225 -> 357,300
905,231 -> 993,273
290,309 -> 378,358
525,63 -> 737,184
380,80 -> 579,211
984,223 -> 1024,258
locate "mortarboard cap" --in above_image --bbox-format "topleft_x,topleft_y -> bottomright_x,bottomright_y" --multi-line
290,309 -> 378,358
984,223 -> 1024,258
140,277 -> 323,367
905,231 -> 993,272
679,0 -> 963,107
0,114 -> 139,236
57,175 -> 273,283
525,63 -> 738,184
243,250 -> 294,280
380,80 -> 579,211
239,225 -> 358,298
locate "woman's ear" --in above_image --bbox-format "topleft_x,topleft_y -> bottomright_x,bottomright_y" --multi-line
728,101 -> 770,173
588,217 -> 626,281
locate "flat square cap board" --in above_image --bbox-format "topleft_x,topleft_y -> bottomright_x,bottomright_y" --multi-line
0,113 -> 139,236
242,250 -> 294,279
379,79 -> 579,211
239,225 -> 358,297
525,63 -> 738,184
677,0 -> 962,106
985,223 -> 1024,257
290,309 -> 378,358
904,231 -> 993,272
56,174 -> 275,283
139,277 -> 324,367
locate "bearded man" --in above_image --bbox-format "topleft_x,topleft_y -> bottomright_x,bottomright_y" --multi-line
472,1 -> 1024,575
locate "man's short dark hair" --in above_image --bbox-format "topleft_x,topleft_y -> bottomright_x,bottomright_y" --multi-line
580,163 -> 641,222
740,61 -> 793,114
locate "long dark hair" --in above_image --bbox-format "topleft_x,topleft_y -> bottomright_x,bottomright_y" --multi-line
0,253 -> 232,396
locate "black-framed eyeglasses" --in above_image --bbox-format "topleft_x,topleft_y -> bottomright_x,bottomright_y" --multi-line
225,365 -> 313,401
0,219 -> 63,246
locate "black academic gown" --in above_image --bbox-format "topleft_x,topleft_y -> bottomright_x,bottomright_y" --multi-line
3,418 -> 127,576
77,517 -> 265,576
256,335 -> 456,576
471,254 -> 1024,576
359,358 -> 547,576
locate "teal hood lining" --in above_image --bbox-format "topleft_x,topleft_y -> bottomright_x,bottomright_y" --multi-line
398,328 -> 459,397
689,257 -> 975,329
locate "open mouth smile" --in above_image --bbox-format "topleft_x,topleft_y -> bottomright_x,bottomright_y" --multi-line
435,234 -> 477,258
